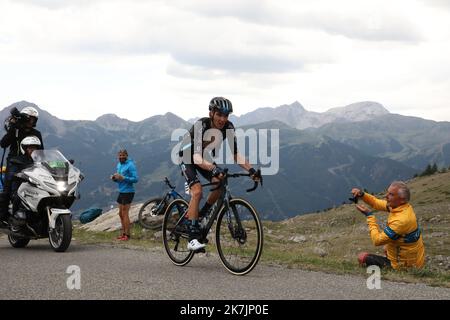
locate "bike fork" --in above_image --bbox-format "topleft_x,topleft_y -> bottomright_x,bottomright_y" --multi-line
226,202 -> 246,243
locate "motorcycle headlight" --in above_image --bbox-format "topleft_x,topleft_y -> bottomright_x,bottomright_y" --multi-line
56,181 -> 67,192
43,181 -> 76,194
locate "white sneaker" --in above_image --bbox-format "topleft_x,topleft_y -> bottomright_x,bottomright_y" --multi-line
187,239 -> 206,251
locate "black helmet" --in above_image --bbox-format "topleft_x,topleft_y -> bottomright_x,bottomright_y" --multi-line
209,97 -> 233,115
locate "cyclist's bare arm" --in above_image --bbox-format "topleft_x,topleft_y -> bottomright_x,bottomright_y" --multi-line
193,153 -> 216,171
234,153 -> 252,172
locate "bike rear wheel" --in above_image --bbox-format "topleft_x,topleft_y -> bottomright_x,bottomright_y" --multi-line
138,197 -> 165,230
162,199 -> 194,266
216,198 -> 263,275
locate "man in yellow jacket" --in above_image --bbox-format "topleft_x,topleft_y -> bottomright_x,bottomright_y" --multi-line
351,181 -> 425,270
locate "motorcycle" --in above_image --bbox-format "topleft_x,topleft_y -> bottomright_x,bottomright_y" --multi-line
0,149 -> 84,252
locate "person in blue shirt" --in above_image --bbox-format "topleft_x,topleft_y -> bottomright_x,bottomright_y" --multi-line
111,149 -> 138,241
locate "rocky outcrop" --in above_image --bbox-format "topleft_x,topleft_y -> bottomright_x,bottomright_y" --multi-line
79,203 -> 143,232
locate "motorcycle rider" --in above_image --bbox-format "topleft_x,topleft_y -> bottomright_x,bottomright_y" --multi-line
179,97 -> 261,251
0,106 -> 44,222
8,136 -> 42,223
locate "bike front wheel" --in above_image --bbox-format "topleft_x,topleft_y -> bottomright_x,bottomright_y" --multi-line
216,198 -> 263,276
138,197 -> 165,230
162,198 -> 194,266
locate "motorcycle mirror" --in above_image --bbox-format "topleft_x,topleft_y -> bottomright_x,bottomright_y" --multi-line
15,172 -> 29,182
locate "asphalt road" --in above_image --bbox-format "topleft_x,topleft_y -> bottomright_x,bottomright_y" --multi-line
0,237 -> 449,300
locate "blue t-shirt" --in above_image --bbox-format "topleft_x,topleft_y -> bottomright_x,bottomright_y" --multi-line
115,159 -> 138,193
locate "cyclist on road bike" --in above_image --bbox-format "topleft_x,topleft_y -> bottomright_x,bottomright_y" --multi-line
179,97 -> 260,251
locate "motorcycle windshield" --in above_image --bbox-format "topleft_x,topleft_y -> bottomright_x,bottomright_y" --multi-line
31,150 -> 70,178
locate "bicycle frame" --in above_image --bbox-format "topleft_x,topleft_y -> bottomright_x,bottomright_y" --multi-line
163,168 -> 263,275
149,178 -> 186,216
171,169 -> 261,241
199,183 -> 233,240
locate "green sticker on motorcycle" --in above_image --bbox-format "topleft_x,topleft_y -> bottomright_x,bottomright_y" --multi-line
47,161 -> 66,168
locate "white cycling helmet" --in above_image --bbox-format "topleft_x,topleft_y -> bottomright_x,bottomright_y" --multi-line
20,135 -> 41,154
21,106 -> 39,118
20,106 -> 39,127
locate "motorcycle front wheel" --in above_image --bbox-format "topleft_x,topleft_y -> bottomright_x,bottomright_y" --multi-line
49,214 -> 72,252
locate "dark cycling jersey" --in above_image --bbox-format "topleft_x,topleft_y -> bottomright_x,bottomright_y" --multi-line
179,117 -> 238,162
179,117 -> 239,187
0,128 -> 44,160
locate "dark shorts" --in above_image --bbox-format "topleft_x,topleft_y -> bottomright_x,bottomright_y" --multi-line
180,162 -> 213,188
117,192 -> 135,205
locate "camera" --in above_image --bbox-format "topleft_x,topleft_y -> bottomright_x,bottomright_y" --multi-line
4,107 -> 24,131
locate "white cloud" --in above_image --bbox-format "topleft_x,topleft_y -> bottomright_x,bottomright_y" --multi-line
422,0 -> 450,9
177,0 -> 423,43
1,0 -> 329,74
0,0 -> 449,122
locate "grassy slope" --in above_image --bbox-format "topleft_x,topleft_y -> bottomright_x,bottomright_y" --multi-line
73,171 -> 450,287
262,170 -> 450,287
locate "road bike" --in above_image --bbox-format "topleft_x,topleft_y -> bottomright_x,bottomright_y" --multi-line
138,177 -> 185,230
162,169 -> 263,275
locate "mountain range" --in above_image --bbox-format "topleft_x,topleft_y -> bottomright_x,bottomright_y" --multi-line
228,101 -> 390,130
1,100 -> 448,220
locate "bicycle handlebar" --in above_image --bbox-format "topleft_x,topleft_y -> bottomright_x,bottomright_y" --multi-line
202,168 -> 263,193
164,177 -> 176,190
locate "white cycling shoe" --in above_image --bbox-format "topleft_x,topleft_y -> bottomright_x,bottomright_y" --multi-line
187,239 -> 206,251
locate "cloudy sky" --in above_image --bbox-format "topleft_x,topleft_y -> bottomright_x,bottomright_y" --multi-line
0,0 -> 449,122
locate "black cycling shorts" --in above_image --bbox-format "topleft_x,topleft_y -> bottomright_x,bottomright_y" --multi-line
117,192 -> 135,205
180,162 -> 213,188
